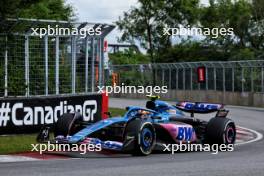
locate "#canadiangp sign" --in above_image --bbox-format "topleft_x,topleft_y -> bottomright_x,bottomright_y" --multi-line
0,94 -> 102,134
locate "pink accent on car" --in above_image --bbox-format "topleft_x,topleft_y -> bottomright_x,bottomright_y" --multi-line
159,123 -> 197,143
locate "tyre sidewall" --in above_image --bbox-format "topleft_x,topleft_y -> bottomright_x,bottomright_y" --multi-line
206,117 -> 236,145
54,113 -> 76,137
124,119 -> 156,156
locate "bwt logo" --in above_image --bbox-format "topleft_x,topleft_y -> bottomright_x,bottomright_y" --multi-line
177,127 -> 194,141
0,100 -> 97,127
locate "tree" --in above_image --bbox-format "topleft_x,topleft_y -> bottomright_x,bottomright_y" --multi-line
0,0 -> 74,20
109,49 -> 150,65
116,0 -> 200,63
116,0 -> 160,64
116,0 -> 166,84
0,0 -> 40,19
116,0 -> 264,63
116,0 -> 200,84
200,0 -> 264,54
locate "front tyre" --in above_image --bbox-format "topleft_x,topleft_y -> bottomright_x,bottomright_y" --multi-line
138,122 -> 156,155
54,113 -> 77,137
124,119 -> 156,156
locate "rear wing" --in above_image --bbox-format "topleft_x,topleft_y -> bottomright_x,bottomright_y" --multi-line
175,101 -> 226,117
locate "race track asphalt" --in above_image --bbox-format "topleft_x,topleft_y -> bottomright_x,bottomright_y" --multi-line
0,98 -> 263,176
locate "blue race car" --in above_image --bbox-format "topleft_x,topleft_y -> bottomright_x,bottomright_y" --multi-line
37,96 -> 236,156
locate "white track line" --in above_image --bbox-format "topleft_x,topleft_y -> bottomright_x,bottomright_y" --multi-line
0,155 -> 38,163
235,126 -> 263,146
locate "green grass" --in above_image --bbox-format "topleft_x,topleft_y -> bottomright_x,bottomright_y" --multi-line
0,134 -> 37,155
0,107 -> 125,155
109,107 -> 126,117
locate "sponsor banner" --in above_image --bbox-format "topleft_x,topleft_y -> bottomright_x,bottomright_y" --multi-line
197,66 -> 206,83
0,94 -> 102,134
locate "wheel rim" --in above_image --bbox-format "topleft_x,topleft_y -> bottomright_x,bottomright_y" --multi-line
226,126 -> 235,143
141,128 -> 153,149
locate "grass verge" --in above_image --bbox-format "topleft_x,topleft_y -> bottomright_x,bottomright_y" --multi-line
0,134 -> 36,155
0,107 -> 125,155
108,107 -> 126,117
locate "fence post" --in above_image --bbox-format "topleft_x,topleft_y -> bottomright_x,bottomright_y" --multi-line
162,68 -> 165,86
190,68 -> 193,90
183,68 -> 185,90
169,68 -> 171,89
241,67 -> 244,92
100,38 -> 105,85
176,68 -> 178,90
251,67 -> 254,92
91,38 -> 95,92
206,67 -> 208,90
140,65 -> 145,83
85,37 -> 89,92
213,67 -> 216,91
261,67 -> 264,92
232,67 -> 234,92
44,35 -> 48,95
155,67 -> 158,86
71,36 -> 77,94
55,36 -> 60,95
4,36 -> 8,97
25,35 -> 29,97
223,67 -> 225,92
155,64 -> 158,86
98,38 -> 102,87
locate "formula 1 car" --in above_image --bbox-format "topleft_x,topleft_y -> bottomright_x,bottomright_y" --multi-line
37,96 -> 236,156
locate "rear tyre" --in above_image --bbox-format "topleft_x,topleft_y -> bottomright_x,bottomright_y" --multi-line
124,119 -> 156,156
54,113 -> 76,137
206,117 -> 236,144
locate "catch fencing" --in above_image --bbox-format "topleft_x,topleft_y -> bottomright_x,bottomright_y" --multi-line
109,60 -> 264,93
0,18 -> 114,97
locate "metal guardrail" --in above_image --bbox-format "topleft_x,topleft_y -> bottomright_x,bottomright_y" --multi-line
109,60 -> 264,93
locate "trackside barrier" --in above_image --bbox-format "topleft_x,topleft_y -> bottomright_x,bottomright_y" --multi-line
0,93 -> 108,135
110,90 -> 264,108
101,91 -> 109,119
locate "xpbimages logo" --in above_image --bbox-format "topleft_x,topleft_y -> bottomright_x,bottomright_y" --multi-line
0,100 -> 97,127
31,141 -> 102,155
97,83 -> 168,96
163,142 -> 234,154
163,26 -> 234,39
31,25 -> 102,38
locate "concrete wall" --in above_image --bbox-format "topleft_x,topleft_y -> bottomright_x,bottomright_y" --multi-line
110,90 -> 264,107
